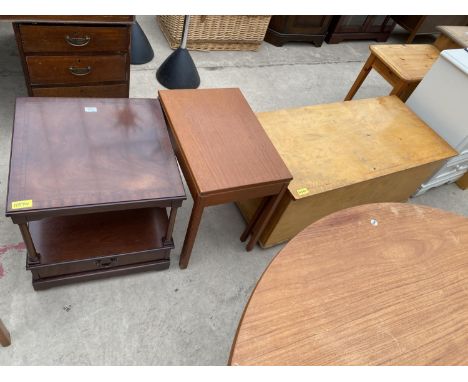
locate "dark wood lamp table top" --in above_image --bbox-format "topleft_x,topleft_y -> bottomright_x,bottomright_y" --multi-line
229,203 -> 468,365
6,97 -> 186,289
159,88 -> 292,268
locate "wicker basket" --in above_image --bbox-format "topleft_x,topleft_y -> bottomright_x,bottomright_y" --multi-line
157,15 -> 271,51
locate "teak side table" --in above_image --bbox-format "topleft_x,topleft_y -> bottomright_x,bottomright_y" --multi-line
230,203 -> 468,365
159,88 -> 292,269
6,98 -> 186,290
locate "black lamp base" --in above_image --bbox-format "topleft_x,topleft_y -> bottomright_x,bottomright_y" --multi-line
131,21 -> 154,65
156,47 -> 200,89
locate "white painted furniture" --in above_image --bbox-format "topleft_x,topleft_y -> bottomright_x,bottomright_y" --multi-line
406,48 -> 468,195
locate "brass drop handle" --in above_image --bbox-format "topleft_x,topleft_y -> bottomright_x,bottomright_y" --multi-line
69,66 -> 92,76
65,35 -> 91,47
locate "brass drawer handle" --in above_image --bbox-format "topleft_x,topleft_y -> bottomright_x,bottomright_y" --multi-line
69,66 -> 92,76
65,35 -> 91,47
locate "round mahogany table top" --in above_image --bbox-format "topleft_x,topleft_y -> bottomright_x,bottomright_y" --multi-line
229,203 -> 468,365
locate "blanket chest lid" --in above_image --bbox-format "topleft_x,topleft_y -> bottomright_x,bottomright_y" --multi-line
256,96 -> 457,200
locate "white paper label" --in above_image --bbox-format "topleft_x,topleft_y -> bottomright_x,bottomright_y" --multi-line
84,107 -> 97,112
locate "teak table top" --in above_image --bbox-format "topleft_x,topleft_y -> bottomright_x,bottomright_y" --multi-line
256,96 -> 456,200
6,97 -> 185,219
230,203 -> 468,365
437,26 -> 468,48
370,44 -> 440,81
159,88 -> 292,195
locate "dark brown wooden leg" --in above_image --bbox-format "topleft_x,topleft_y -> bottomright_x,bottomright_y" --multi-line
19,223 -> 40,264
344,54 -> 376,101
245,185 -> 287,251
0,319 -> 11,347
240,198 -> 268,242
406,29 -> 418,44
179,197 -> 205,269
163,206 -> 178,246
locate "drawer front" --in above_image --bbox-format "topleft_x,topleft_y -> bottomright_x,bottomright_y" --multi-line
32,84 -> 129,98
19,25 -> 130,53
27,54 -> 128,85
31,248 -> 170,279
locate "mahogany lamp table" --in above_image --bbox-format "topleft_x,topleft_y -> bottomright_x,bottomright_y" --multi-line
159,88 -> 292,269
6,98 -> 186,290
230,203 -> 468,365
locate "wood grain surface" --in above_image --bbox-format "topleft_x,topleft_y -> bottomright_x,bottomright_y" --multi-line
159,88 -> 292,195
230,203 -> 468,365
6,98 -> 185,216
370,44 -> 439,81
255,96 -> 456,200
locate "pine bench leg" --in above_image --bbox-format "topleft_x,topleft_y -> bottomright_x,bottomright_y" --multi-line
345,54 -> 376,101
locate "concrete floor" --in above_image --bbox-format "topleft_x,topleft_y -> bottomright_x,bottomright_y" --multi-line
0,16 -> 467,365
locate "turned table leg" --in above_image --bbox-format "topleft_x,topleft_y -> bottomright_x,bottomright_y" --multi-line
344,54 -> 376,101
163,206 -> 179,246
240,197 -> 268,243
179,197 -> 205,269
18,223 -> 40,264
0,319 -> 11,347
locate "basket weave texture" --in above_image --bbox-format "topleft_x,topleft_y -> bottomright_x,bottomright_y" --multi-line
157,15 -> 271,51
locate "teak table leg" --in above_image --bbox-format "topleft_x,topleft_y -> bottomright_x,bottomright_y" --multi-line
344,54 -> 376,101
18,223 -> 40,264
240,197 -> 268,243
245,185 -> 287,251
179,197 -> 205,269
163,206 -> 178,246
0,319 -> 11,347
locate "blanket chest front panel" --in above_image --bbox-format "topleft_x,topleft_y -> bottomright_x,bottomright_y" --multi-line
238,160 -> 449,247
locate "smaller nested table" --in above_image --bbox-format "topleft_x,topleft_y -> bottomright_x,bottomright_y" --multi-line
230,203 -> 468,365
6,98 -> 186,290
159,88 -> 292,269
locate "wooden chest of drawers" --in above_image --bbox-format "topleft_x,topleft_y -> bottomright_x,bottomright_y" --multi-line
12,17 -> 133,97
